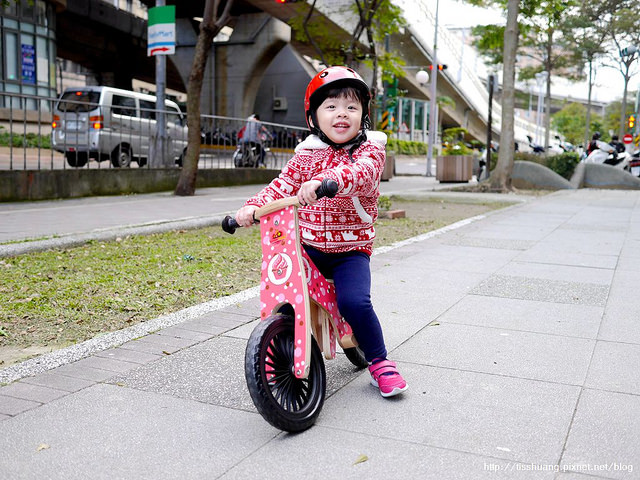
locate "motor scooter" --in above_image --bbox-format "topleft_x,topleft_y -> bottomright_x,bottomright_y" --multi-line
583,139 -> 631,171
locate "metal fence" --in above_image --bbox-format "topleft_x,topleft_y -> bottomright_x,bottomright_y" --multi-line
0,91 -> 307,171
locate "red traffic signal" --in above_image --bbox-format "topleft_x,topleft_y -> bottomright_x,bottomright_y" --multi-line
275,0 -> 300,2
429,64 -> 448,71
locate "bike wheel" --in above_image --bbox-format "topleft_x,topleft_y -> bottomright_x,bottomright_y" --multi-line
245,314 -> 326,432
343,346 -> 368,369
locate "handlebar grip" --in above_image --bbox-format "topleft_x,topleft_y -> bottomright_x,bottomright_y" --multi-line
222,215 -> 239,234
316,178 -> 339,200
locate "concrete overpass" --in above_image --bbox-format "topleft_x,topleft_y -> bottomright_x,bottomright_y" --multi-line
54,0 -> 542,147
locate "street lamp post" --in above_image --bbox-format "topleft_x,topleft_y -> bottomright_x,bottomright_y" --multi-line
534,71 -> 547,147
426,0 -> 440,177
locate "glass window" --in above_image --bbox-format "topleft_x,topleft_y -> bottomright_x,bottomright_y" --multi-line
111,94 -> 137,117
2,2 -> 18,17
5,32 -> 18,81
36,35 -> 47,86
414,102 -> 424,130
21,0 -> 35,21
20,34 -> 36,85
36,1 -> 48,27
139,99 -> 156,119
57,90 -> 100,112
166,104 -> 182,125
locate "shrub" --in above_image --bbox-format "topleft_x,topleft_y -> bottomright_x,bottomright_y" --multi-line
387,137 -> 428,155
515,151 -> 580,180
0,127 -> 51,149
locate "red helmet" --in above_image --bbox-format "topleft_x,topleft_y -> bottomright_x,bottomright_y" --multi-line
304,66 -> 371,130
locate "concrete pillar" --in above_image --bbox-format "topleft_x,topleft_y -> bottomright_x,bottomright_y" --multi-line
215,13 -> 291,118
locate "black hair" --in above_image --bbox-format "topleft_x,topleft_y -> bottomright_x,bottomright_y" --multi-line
308,82 -> 371,155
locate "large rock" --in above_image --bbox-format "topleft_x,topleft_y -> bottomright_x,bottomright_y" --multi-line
512,161 -> 574,190
570,162 -> 640,190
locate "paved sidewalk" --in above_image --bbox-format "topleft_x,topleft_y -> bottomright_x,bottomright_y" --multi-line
1,173 -> 639,478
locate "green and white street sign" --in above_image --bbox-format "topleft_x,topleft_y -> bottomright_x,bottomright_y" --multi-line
148,6 -> 176,56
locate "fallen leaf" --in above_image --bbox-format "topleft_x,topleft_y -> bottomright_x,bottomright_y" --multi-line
353,454 -> 369,465
37,443 -> 50,451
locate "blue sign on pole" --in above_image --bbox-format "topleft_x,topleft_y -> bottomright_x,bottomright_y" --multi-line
21,44 -> 36,84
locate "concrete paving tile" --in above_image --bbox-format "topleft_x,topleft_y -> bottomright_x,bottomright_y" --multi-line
222,318 -> 259,341
0,413 -> 10,421
155,325 -> 214,341
93,346 -> 161,365
74,355 -> 140,374
471,274 -> 608,306
20,372 -> 95,392
53,363 -> 116,382
496,261 -> 613,285
585,341 -> 640,395
514,247 -> 618,269
561,389 -> 640,480
109,336 -> 364,411
0,382 -> 68,403
178,318 -> 238,335
118,338 -> 178,356
0,384 -> 279,479
395,322 -> 594,385
539,229 -> 625,256
221,427 -> 555,480
216,296 -> 261,318
127,333 -> 198,351
439,295 -> 603,338
598,269 -> 640,344
320,363 -> 580,465
444,236 -> 535,251
0,395 -> 41,416
375,243 -> 519,274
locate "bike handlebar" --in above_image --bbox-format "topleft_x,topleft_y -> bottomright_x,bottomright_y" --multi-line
222,178 -> 338,234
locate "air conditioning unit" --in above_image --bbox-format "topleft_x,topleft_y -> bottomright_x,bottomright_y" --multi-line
273,97 -> 288,111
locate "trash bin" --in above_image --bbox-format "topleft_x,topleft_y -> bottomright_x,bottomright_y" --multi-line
382,151 -> 395,181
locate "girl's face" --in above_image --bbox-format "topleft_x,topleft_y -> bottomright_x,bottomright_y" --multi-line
315,93 -> 362,144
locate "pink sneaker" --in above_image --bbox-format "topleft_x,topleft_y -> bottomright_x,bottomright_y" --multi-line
368,360 -> 408,397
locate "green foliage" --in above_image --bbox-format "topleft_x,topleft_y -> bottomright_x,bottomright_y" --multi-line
0,127 -> 51,149
386,138 -> 427,155
551,102 -> 603,145
515,151 -> 580,179
441,127 -> 473,156
377,195 -> 392,212
471,24 -> 505,64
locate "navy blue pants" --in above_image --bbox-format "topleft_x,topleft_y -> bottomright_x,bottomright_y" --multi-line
303,245 -> 387,362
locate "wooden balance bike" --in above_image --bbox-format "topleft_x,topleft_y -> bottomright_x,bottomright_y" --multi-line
222,179 -> 368,432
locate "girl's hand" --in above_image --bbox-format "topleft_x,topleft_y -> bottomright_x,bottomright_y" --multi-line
297,179 -> 323,206
235,205 -> 259,227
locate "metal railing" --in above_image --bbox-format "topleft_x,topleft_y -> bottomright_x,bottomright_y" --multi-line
0,91 -> 307,171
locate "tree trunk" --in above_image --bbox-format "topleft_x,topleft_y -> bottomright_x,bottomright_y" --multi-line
489,0 -> 519,191
619,63 -> 631,138
584,59 -> 593,150
175,0 -> 233,196
543,31 -> 552,151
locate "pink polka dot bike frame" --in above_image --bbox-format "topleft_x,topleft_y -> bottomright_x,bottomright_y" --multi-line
222,179 -> 367,432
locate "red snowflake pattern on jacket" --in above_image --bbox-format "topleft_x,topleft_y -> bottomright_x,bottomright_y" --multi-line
243,131 -> 387,255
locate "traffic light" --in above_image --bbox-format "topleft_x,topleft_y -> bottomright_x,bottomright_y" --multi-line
429,64 -> 448,71
275,0 -> 300,2
629,115 -> 636,129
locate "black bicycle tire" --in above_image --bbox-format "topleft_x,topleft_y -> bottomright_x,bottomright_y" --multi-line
245,314 -> 326,432
343,345 -> 368,369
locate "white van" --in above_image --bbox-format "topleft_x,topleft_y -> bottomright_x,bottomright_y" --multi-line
52,86 -> 188,168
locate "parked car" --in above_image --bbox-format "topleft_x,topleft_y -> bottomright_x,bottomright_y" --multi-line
51,86 -> 188,168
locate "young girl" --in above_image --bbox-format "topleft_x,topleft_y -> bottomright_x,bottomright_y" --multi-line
234,66 -> 407,398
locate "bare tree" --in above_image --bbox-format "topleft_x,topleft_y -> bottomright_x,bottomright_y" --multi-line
175,0 -> 234,197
